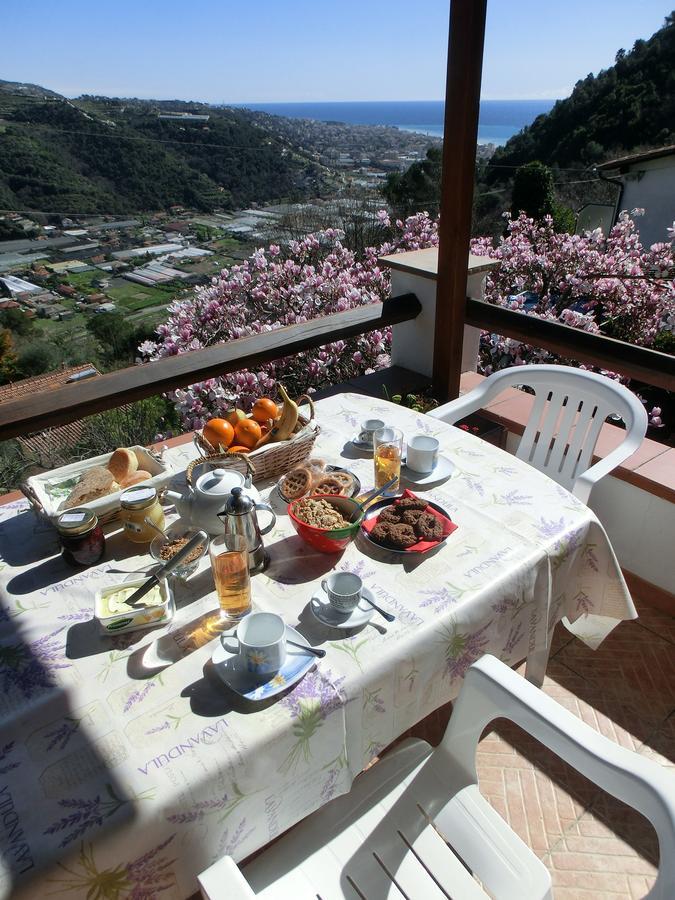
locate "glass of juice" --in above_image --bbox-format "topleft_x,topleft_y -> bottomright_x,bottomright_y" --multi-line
209,534 -> 251,621
373,426 -> 403,494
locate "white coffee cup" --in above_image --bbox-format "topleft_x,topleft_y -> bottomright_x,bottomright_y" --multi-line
235,612 -> 286,676
406,435 -> 439,474
358,419 -> 385,446
321,571 -> 362,613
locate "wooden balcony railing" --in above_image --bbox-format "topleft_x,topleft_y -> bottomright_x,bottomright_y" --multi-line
0,294 -> 421,441
466,298 -> 675,392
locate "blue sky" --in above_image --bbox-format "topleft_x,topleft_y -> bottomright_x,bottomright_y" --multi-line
2,1 -> 671,102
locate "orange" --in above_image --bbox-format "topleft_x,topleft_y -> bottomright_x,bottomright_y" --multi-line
234,418 -> 262,449
225,408 -> 247,427
228,445 -> 250,454
202,418 -> 234,450
251,397 -> 280,423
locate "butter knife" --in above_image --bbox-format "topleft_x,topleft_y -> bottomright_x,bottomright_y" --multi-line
123,530 -> 208,607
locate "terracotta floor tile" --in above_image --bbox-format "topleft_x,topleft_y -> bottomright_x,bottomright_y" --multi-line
550,621 -> 575,657
555,621 -> 675,725
592,425 -> 667,471
633,447 -> 675,493
638,712 -> 675,769
632,595 -> 675,646
375,615 -> 671,899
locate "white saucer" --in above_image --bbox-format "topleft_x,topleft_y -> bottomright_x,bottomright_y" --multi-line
350,435 -> 374,452
309,585 -> 376,629
402,455 -> 454,485
211,623 -> 315,700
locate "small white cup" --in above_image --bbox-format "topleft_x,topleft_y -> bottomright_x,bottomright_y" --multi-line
236,612 -> 286,676
358,419 -> 385,447
321,571 -> 362,613
406,435 -> 439,474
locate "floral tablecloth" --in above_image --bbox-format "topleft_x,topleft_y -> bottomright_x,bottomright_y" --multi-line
0,393 -> 635,898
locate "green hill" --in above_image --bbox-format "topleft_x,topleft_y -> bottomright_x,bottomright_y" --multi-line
0,82 -> 327,214
487,12 -> 675,179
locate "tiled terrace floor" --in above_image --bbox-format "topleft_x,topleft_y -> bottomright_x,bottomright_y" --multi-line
401,594 -> 675,899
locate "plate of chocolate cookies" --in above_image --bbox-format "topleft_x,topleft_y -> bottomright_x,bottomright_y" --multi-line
361,491 -> 458,555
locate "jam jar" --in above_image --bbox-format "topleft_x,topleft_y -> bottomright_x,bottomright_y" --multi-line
56,508 -> 106,567
119,485 -> 165,543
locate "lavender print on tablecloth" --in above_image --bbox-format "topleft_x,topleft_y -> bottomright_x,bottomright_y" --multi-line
48,834 -> 177,897
0,741 -> 19,776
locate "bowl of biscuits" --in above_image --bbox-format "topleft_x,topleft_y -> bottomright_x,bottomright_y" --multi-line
288,494 -> 364,553
278,459 -> 360,503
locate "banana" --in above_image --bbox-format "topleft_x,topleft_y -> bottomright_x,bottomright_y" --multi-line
254,385 -> 299,448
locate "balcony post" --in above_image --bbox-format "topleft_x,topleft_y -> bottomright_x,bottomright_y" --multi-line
433,0 -> 488,401
379,249 -> 497,379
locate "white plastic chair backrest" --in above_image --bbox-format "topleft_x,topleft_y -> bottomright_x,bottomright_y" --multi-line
434,365 -> 647,496
437,655 -> 675,900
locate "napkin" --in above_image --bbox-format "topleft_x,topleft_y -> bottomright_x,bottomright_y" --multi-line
363,489 -> 458,552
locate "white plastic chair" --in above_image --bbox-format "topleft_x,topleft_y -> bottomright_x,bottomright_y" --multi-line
428,365 -> 648,503
198,655 -> 675,900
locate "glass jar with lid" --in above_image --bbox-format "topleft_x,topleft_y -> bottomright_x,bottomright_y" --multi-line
119,485 -> 165,543
56,508 -> 106,567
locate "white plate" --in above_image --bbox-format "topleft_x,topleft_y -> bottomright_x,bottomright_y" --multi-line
211,623 -> 315,700
402,455 -> 454,485
309,585 -> 376,629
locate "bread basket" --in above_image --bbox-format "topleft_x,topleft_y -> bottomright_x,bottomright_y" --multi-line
193,395 -> 320,483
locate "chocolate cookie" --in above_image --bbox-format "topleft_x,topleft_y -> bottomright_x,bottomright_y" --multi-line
378,507 -> 402,524
396,498 -> 428,512
414,512 -> 443,541
401,509 -> 425,526
387,523 -> 417,549
371,522 -> 393,545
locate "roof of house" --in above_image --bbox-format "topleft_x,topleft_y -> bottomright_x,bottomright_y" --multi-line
0,363 -> 100,404
0,363 -> 102,460
597,144 -> 675,171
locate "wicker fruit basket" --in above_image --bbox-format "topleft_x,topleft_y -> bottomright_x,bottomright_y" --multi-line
192,395 -> 320,483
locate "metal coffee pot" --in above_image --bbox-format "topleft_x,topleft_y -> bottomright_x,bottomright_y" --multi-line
218,487 -> 276,574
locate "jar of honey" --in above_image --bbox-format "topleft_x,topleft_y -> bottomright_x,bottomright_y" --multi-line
56,508 -> 105,567
119,486 -> 165,543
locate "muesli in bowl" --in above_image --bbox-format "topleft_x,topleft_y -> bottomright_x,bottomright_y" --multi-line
288,494 -> 363,553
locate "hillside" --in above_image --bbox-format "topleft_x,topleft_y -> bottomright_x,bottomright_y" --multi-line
486,12 -> 675,179
0,83 -> 328,214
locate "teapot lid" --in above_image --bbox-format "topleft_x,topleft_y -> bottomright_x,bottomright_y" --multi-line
223,486 -> 254,516
195,468 -> 244,497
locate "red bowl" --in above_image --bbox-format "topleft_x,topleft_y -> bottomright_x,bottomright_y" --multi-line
288,494 -> 364,553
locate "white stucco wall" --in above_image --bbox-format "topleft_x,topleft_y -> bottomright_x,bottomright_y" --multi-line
618,156 -> 675,247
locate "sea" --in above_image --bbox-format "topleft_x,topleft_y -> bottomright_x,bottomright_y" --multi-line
234,100 -> 556,146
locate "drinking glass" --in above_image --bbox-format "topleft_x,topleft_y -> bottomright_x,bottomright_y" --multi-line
209,534 -> 251,621
373,426 -> 403,494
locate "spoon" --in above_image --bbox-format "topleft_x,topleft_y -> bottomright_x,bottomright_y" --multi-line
144,517 -> 168,541
359,593 -> 395,623
287,640 -> 325,658
357,476 -> 399,510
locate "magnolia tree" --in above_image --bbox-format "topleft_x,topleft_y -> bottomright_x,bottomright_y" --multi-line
141,213 -> 438,430
143,208 -> 673,433
470,211 -> 674,430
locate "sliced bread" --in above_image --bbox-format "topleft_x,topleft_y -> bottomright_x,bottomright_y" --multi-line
62,466 -> 115,509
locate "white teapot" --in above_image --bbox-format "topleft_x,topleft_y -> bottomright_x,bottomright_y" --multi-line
165,468 -> 261,535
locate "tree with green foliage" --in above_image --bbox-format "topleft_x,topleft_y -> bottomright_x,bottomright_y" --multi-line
381,147 -> 443,217
511,161 -> 576,233
0,307 -> 34,336
0,329 -> 18,384
488,13 -> 675,178
86,312 -> 157,365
